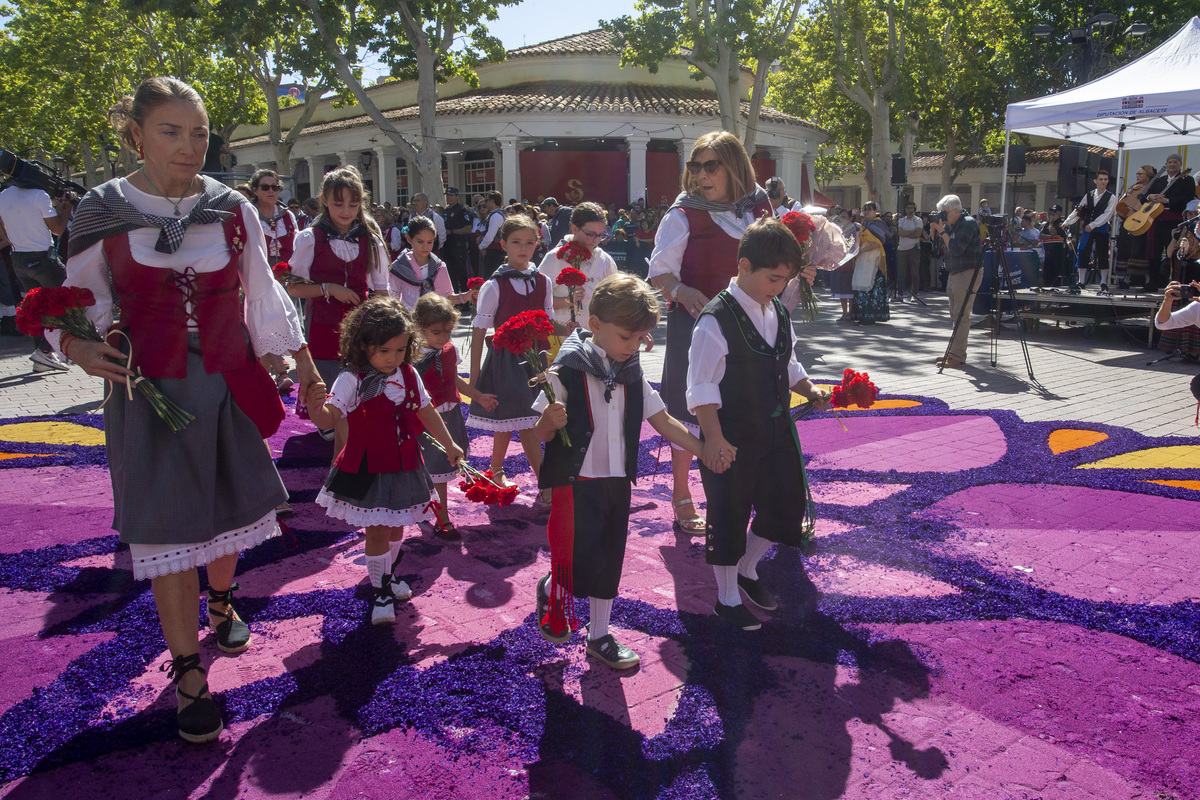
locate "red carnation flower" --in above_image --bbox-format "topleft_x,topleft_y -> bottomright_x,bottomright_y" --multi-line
556,241 -> 592,269
467,277 -> 485,291
555,267 -> 587,288
781,211 -> 816,244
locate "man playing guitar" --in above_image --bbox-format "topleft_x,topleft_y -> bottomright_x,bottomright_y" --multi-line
1139,154 -> 1196,291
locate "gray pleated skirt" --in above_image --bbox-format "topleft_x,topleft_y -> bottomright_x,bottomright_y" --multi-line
106,332 -> 288,546
661,305 -> 698,428
421,405 -> 469,483
466,345 -> 540,431
316,460 -> 435,528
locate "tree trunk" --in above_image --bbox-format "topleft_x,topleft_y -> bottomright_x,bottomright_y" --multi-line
900,113 -> 919,184
743,60 -> 769,154
939,134 -> 956,197
412,37 -> 443,197
868,94 -> 892,210
78,144 -> 97,189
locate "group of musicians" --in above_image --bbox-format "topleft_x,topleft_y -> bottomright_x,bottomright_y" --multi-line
1040,153 -> 1196,291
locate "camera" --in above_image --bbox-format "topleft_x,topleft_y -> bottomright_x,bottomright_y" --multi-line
931,211 -> 947,223
0,150 -> 86,203
1179,285 -> 1198,301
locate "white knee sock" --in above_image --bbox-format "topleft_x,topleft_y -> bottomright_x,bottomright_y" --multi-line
366,553 -> 390,589
738,532 -> 774,581
387,540 -> 402,570
714,565 -> 741,606
588,597 -> 613,640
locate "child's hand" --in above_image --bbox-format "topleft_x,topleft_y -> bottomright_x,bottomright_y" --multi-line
306,382 -> 327,414
702,436 -> 736,474
810,387 -> 833,412
800,265 -> 818,286
541,401 -> 568,431
445,442 -> 465,467
328,284 -> 361,305
477,392 -> 499,412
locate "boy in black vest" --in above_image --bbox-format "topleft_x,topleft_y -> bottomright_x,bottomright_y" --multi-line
688,217 -> 831,631
533,274 -> 707,669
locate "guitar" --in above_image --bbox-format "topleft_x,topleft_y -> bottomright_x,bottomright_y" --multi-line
1125,167 -> 1193,235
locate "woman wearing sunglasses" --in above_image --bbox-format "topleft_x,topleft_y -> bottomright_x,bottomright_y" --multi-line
648,130 -> 772,535
250,169 -> 296,266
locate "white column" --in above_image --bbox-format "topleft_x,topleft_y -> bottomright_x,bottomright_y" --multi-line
969,182 -> 983,212
679,138 -> 696,174
778,147 -> 804,203
375,147 -> 398,207
1034,181 -> 1048,213
444,151 -> 464,197
497,135 -> 520,204
627,134 -> 650,204
338,152 -> 354,169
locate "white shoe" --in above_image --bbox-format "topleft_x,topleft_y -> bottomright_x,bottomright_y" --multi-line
30,350 -> 69,372
389,579 -> 413,601
371,592 -> 396,625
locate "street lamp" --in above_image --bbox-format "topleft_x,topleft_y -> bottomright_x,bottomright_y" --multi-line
51,156 -> 66,176
359,150 -> 374,172
102,144 -> 121,178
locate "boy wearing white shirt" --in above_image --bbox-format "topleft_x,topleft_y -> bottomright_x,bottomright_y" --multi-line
687,217 -> 830,631
533,274 -> 704,669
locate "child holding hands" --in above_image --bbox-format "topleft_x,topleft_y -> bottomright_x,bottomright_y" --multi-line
467,214 -> 568,491
687,217 -> 829,631
307,297 -> 465,625
412,292 -> 497,539
533,274 -> 710,669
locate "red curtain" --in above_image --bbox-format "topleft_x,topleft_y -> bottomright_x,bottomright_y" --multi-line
752,157 -> 777,184
646,152 -> 680,207
519,151 -> 628,207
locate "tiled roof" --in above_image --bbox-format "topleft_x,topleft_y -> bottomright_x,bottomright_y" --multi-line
911,145 -> 1114,171
508,29 -> 621,57
232,82 -> 821,146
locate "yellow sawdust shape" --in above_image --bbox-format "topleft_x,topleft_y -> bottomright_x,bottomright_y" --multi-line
789,389 -> 920,411
0,421 -> 104,447
1077,445 -> 1200,470
1048,429 -> 1109,455
0,453 -> 50,461
1146,480 -> 1200,491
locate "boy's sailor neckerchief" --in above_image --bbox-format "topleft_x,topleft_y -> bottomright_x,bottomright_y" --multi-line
492,264 -> 540,290
554,329 -> 641,402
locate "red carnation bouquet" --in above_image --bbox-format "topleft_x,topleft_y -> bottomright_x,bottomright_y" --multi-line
493,309 -> 569,445
556,240 -> 591,269
270,261 -> 313,287
422,434 -> 520,506
466,276 -> 485,314
781,211 -> 819,322
16,286 -> 195,431
793,368 -> 879,424
554,266 -> 587,324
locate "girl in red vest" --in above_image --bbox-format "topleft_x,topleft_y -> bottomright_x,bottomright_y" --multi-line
388,215 -> 478,311
467,215 -> 562,496
306,297 -> 465,625
287,167 -> 390,444
413,293 -> 497,538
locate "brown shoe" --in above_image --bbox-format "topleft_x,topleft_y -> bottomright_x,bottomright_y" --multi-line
936,357 -> 966,368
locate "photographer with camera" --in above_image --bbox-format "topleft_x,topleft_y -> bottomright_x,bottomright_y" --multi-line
0,178 -> 76,370
929,195 -> 983,368
765,177 -> 801,217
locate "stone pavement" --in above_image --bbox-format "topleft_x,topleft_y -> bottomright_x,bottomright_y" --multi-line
3,290 -> 1196,435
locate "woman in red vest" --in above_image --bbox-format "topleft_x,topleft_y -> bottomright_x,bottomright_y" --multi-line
648,131 -> 772,535
55,77 -> 318,744
286,166 -> 390,445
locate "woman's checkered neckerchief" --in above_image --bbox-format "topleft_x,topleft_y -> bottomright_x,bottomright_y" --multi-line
67,175 -> 245,259
554,329 -> 641,402
668,183 -> 770,217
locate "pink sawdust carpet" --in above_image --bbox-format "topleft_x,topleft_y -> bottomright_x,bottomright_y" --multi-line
0,390 -> 1198,799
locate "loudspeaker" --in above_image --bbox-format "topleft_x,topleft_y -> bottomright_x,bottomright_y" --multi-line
891,155 -> 907,186
1006,145 -> 1027,176
1057,145 -> 1088,198
1099,155 -> 1115,178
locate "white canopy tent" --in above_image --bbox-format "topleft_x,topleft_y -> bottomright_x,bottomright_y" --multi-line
1000,15 -> 1200,213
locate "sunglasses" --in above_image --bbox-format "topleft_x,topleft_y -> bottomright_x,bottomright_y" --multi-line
686,159 -> 723,176
257,184 -> 282,192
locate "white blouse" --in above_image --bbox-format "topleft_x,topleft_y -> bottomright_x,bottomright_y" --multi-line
325,368 -> 432,416
50,180 -> 303,358
647,207 -> 760,281
472,270 -> 555,330
685,279 -> 807,413
537,236 -> 618,325
290,227 -> 391,293
1155,301 -> 1200,330
532,340 -> 665,479
388,251 -> 455,310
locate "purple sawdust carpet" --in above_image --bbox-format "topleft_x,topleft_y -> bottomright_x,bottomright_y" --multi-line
0,390 -> 1198,799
